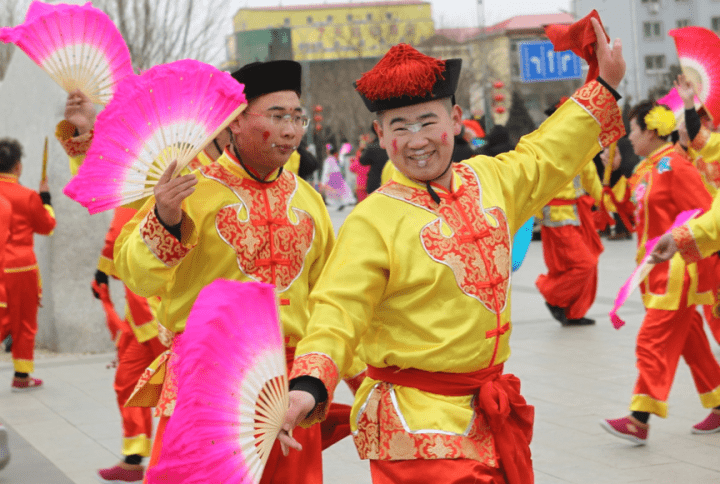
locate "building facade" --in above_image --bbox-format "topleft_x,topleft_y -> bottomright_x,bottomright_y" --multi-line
226,0 -> 434,68
573,0 -> 720,103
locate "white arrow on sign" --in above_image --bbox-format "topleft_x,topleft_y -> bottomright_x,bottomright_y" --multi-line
530,56 -> 541,73
547,51 -> 555,73
561,53 -> 572,73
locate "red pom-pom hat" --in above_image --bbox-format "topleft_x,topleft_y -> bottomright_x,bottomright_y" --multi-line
355,43 -> 462,112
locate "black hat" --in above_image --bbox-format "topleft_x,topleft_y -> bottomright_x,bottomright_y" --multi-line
355,44 -> 461,113
231,60 -> 302,101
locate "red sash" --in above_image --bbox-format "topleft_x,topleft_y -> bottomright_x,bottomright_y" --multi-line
367,364 -> 534,484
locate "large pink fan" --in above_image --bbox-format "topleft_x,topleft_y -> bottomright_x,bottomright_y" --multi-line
63,59 -> 247,214
0,1 -> 134,105
147,280 -> 287,484
610,209 -> 701,329
668,27 -> 720,127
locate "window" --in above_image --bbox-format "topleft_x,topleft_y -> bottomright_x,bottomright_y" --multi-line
389,24 -> 398,35
643,21 -> 662,38
351,26 -> 361,37
644,54 -> 666,71
307,16 -> 313,24
641,0 -> 658,3
347,14 -> 353,21
367,13 -> 372,21
713,17 -> 720,33
327,15 -> 333,23
676,19 -> 690,28
386,12 -> 393,20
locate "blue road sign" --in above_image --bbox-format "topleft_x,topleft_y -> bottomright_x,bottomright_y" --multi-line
519,40 -> 582,83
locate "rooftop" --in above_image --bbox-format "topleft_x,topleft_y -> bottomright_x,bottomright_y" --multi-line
236,0 -> 429,12
436,12 -> 574,42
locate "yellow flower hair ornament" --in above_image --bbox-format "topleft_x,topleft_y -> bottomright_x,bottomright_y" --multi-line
644,106 -> 676,137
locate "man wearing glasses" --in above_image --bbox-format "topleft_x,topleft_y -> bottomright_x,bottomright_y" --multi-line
114,60 -> 338,483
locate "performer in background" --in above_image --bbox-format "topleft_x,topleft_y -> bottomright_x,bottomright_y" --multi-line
0,138 -> 56,392
536,98 -> 606,326
280,17 -> 625,483
601,101 -> 720,443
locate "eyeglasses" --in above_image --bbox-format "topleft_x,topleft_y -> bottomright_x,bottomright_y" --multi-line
244,111 -> 309,129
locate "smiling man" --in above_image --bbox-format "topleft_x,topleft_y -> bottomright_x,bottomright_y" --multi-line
113,60 -> 337,484
281,18 -> 626,484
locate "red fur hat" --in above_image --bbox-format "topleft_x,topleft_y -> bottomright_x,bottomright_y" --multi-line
355,43 -> 462,112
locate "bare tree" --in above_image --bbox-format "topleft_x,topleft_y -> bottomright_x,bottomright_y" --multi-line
95,0 -> 228,71
0,0 -> 30,81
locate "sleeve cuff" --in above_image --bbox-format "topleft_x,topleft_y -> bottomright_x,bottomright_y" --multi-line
596,76 -> 621,101
290,376 -> 328,411
289,352 -> 340,427
672,224 -> 703,264
39,192 -> 51,206
571,79 -> 626,148
55,120 -> 93,157
690,125 -> 712,152
139,207 -> 194,267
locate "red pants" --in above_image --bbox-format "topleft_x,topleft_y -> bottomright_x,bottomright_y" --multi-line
1,269 -> 40,373
145,413 -> 323,484
115,330 -> 166,457
536,224 -> 600,320
632,280 -> 720,417
370,459 -> 505,484
702,305 -> 720,345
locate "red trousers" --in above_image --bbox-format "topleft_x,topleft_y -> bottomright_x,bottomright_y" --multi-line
536,224 -> 600,320
370,459 -> 505,484
702,305 -> 720,345
145,413 -> 323,484
1,269 -> 40,373
633,278 -> 720,416
115,329 -> 165,457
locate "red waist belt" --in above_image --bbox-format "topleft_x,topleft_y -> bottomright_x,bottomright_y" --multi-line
546,198 -> 577,206
367,364 -> 534,484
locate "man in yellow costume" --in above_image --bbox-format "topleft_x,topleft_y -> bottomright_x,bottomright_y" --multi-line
113,60 -> 352,484
279,17 -> 626,484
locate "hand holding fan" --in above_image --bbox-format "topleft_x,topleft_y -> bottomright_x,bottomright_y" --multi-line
146,280 -> 288,484
63,59 -> 247,214
610,209 -> 701,329
668,27 -> 720,127
0,1 -> 134,105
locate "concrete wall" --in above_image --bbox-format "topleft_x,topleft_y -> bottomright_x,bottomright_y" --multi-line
0,51 -> 118,353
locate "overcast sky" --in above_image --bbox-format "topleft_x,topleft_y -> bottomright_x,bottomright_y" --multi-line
226,0 -> 573,30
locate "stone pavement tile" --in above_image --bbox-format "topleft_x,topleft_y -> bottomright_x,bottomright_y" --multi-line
0,421 -> 74,483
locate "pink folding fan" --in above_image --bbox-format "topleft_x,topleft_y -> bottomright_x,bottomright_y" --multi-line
63,59 -> 247,213
668,26 -> 720,127
146,280 -> 287,484
0,1 -> 134,105
657,87 -> 701,122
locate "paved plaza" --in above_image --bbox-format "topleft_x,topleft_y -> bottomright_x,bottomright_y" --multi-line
0,206 -> 718,483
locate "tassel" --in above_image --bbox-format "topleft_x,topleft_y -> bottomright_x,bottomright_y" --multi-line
356,44 -> 445,101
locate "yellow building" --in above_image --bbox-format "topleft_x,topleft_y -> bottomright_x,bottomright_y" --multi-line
231,0 -> 434,62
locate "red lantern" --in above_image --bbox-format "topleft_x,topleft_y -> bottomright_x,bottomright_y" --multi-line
314,105 -> 323,112
494,106 -> 506,114
313,114 -> 323,123
315,124 -> 322,132
493,81 -> 504,89
493,93 -> 505,102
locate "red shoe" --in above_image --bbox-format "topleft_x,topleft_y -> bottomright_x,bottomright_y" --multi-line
97,464 -> 144,484
692,410 -> 720,434
600,416 -> 648,445
11,377 -> 42,393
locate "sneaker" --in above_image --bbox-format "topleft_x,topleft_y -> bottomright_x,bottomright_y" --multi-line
97,464 -> 144,484
0,425 -> 10,470
600,416 -> 648,445
545,302 -> 568,324
692,410 -> 720,434
564,317 -> 596,326
11,377 -> 43,393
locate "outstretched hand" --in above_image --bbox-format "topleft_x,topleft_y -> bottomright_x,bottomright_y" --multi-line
650,233 -> 679,264
64,89 -> 96,135
154,160 -> 197,227
592,17 -> 625,90
277,390 -> 316,456
674,74 -> 697,109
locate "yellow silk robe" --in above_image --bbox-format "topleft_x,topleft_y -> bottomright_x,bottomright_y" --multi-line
290,81 -> 625,463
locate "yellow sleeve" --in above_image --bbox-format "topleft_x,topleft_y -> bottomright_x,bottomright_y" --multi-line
465,80 -> 624,233
691,126 -> 720,163
55,120 -> 93,176
673,193 -> 720,262
113,197 -> 200,298
581,160 -> 604,205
